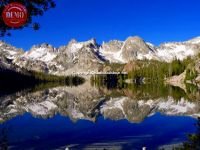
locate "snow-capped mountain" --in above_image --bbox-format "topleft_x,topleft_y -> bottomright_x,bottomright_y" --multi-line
99,36 -> 156,63
49,38 -> 105,75
0,41 -> 23,70
100,36 -> 200,63
11,39 -> 105,74
156,42 -> 198,61
0,41 -> 23,60
22,43 -> 58,62
13,43 -> 59,73
1,36 -> 200,75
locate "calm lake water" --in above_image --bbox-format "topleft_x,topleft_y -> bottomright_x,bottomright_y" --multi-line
0,80 -> 199,150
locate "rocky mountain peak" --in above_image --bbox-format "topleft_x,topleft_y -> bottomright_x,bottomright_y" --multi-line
68,39 -> 78,44
0,41 -> 23,62
0,41 -> 19,51
85,38 -> 97,45
125,36 -> 145,43
81,38 -> 98,50
66,39 -> 97,55
17,43 -> 58,66
31,43 -> 57,53
101,40 -> 123,52
121,36 -> 154,61
123,36 -> 152,51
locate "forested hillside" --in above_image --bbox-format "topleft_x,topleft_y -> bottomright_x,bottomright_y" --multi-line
0,67 -> 85,96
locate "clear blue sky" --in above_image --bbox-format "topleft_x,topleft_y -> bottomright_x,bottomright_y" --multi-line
1,0 -> 200,50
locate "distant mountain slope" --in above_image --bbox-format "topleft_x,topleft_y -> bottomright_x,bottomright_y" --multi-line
100,36 -> 200,63
1,36 -> 200,75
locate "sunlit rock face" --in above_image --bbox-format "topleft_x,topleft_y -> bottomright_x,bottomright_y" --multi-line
121,36 -> 155,62
1,81 -> 200,124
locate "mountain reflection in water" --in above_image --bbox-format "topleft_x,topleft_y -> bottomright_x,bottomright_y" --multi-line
0,79 -> 200,150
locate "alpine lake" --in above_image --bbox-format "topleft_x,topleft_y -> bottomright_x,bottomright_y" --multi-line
0,74 -> 200,150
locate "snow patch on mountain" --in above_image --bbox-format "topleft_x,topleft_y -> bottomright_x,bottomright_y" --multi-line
186,36 -> 200,44
69,43 -> 84,53
67,39 -> 98,54
100,48 -> 124,63
0,41 -> 22,60
22,47 -> 57,62
137,52 -> 155,60
6,50 -> 18,59
156,44 -> 194,62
